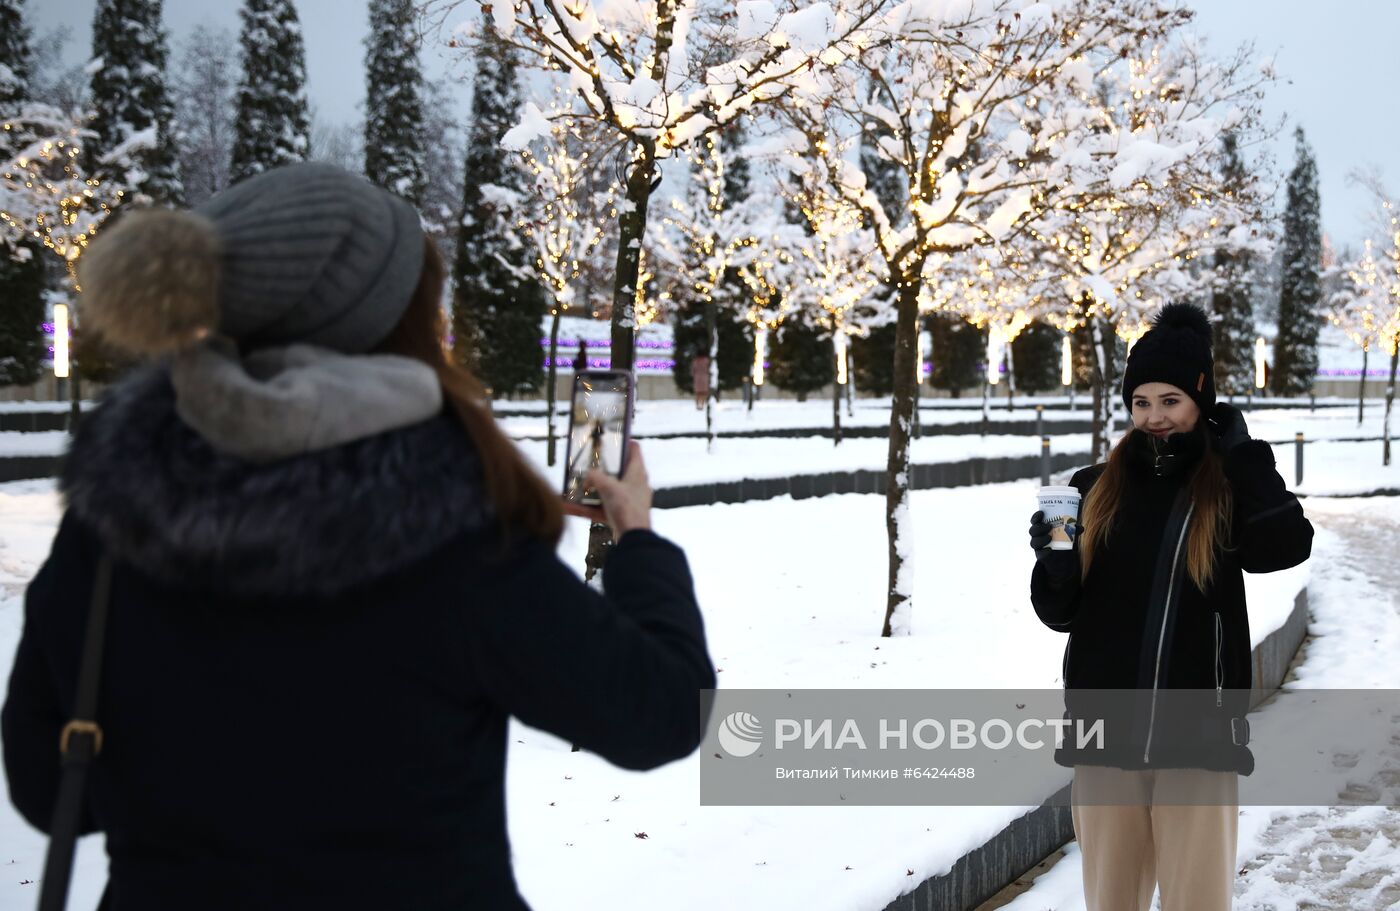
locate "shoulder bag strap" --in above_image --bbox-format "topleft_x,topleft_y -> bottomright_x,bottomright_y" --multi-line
38,552 -> 114,911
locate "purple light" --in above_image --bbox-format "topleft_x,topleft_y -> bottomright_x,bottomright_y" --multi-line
542,356 -> 675,372
539,337 -> 673,350
1316,368 -> 1393,377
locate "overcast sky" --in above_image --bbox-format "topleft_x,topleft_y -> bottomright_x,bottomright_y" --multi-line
30,1 -> 1400,249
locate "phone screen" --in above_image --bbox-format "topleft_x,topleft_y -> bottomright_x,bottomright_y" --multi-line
563,372 -> 630,507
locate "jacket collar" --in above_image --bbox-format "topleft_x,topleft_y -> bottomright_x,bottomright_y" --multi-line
60,365 -> 494,600
1124,426 -> 1206,480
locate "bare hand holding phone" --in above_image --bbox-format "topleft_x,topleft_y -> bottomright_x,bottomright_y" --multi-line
562,441 -> 652,539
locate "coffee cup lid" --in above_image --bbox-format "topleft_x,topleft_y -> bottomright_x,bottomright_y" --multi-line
1037,485 -> 1080,497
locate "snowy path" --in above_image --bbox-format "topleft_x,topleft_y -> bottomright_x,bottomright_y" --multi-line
1233,497 -> 1400,911
996,496 -> 1400,911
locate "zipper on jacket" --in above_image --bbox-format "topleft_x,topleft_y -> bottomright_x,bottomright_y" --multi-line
1214,612 -> 1224,707
1143,500 -> 1195,764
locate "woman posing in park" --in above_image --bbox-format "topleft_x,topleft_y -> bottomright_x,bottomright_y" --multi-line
1028,302 -> 1313,911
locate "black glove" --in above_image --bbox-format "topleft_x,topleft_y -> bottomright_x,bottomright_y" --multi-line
1206,403 -> 1250,455
1029,510 -> 1080,587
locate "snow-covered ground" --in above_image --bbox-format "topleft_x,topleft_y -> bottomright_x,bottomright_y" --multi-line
1275,440 -> 1400,496
496,399 -> 1096,438
0,432 -> 69,457
529,432 -> 1392,496
523,432 -> 1091,490
0,478 -> 1318,910
997,495 -> 1400,911
0,401 -> 94,413
497,395 -> 1395,433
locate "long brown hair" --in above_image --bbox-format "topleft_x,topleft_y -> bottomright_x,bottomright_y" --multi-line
1079,429 -> 1232,591
375,239 -> 564,545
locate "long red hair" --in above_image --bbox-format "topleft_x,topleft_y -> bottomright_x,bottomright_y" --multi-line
375,240 -> 563,545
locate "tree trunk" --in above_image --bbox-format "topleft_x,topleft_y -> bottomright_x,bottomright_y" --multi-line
705,299 -> 717,453
980,373 -> 990,436
1005,348 -> 1014,412
611,147 -> 657,376
846,352 -> 854,417
832,338 -> 843,446
546,308 -> 561,466
1359,347 -> 1368,427
589,145 -> 658,581
583,520 -> 611,586
1384,347 -> 1397,467
69,366 -> 82,433
912,360 -> 921,439
883,280 -> 920,637
1090,317 -> 1117,463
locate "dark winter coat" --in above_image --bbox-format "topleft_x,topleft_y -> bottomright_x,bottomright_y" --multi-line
1030,426 -> 1313,775
2,367 -> 715,910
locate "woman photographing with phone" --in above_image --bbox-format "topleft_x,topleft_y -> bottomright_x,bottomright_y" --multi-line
1028,303 -> 1313,911
2,163 -> 713,910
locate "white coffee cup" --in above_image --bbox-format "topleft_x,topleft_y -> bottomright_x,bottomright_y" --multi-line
1037,486 -> 1082,551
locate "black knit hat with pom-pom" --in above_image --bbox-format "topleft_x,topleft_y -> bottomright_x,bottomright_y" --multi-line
1120,302 -> 1216,413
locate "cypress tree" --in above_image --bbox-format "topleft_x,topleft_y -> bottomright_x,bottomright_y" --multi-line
851,320 -> 896,395
670,298 -> 752,395
230,0 -> 310,182
766,172 -> 832,398
711,116 -> 756,393
87,0 -> 183,204
928,313 -> 982,397
855,114 -> 905,396
0,250 -> 44,387
364,0 -> 425,202
769,310 -> 833,400
672,118 -> 754,397
860,120 -> 906,227
1209,133 -> 1256,396
1010,320 -> 1060,393
451,20 -> 545,397
1273,127 -> 1322,396
0,0 -> 46,388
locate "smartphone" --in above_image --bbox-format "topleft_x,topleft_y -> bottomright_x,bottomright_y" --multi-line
562,370 -> 633,507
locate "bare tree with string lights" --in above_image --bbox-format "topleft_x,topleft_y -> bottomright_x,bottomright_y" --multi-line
1327,243 -> 1386,427
781,0 -> 1270,636
517,100 -> 618,465
425,0 -> 889,577
1,103 -> 128,417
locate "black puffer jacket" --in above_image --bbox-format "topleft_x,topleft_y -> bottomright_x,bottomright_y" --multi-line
2,367 -> 715,910
1030,426 -> 1313,774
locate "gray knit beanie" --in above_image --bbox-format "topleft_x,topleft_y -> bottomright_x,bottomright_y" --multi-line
78,162 -> 426,355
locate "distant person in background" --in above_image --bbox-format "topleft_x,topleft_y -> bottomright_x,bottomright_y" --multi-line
2,163 -> 713,910
1027,302 -> 1312,911
575,338 -> 588,372
691,354 -> 710,410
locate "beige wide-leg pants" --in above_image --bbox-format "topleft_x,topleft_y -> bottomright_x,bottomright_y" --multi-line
1071,765 -> 1239,911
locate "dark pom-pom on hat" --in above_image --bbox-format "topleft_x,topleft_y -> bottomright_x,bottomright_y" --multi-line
1150,301 -> 1213,340
1121,301 -> 1216,413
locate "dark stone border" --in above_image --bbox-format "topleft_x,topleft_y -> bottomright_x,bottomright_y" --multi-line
546,420 -> 1094,441
0,455 -> 63,483
0,451 -> 1089,494
0,412 -> 70,432
884,588 -> 1311,911
652,452 -> 1088,509
486,398 -> 1352,419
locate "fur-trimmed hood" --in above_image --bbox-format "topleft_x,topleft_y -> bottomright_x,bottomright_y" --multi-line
61,365 -> 494,600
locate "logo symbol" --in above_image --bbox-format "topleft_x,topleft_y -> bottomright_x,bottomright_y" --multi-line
717,712 -> 764,758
